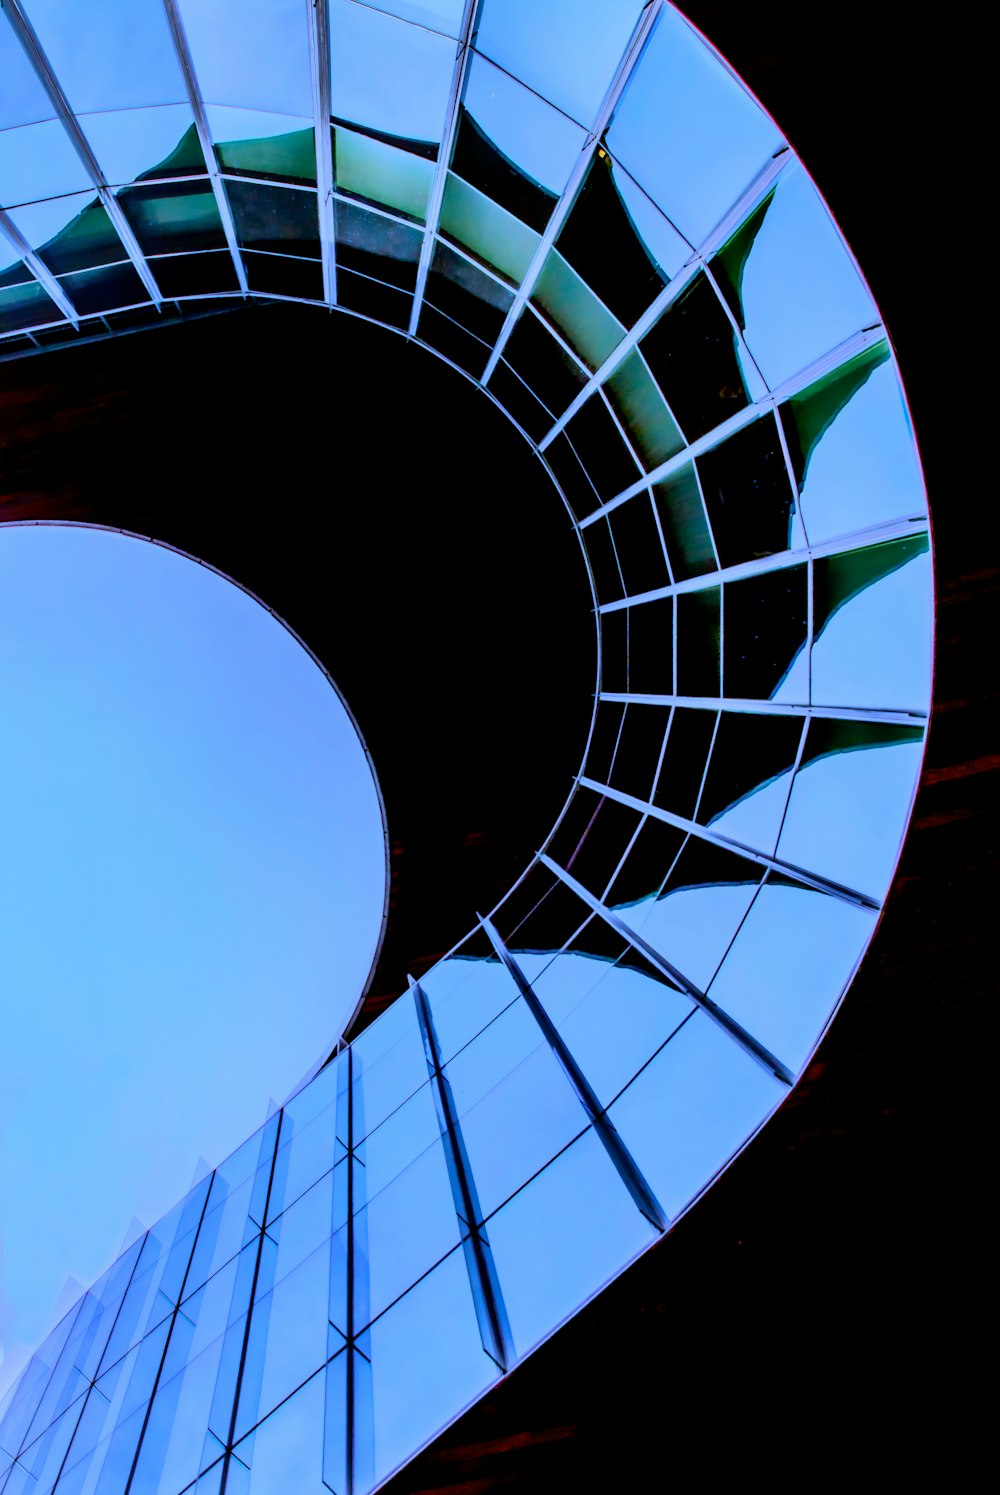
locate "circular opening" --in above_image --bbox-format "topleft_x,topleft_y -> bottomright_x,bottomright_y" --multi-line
0,523 -> 386,1370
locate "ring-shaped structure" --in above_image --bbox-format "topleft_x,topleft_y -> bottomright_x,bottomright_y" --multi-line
0,3 -> 932,1492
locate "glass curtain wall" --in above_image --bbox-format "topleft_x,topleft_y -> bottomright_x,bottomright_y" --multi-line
0,2 -> 931,1492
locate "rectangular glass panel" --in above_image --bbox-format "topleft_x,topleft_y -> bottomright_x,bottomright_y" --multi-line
208,108 -> 316,184
334,127 -> 434,221
178,0 -> 313,117
530,248 -> 626,371
83,104 -> 202,187
329,0 -> 455,144
439,172 -> 540,286
23,0 -> 187,112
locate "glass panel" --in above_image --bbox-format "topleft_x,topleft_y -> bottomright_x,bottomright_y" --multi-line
83,104 -> 202,187
424,240 -> 513,341
781,345 -> 927,544
475,0 -> 644,127
364,0 -> 465,33
57,262 -> 151,315
696,711 -> 803,855
485,359 -> 554,441
178,0 -> 312,116
486,1127 -> 655,1357
605,350 -> 684,471
503,307 -> 586,417
810,540 -> 932,711
225,180 -> 319,256
676,586 -> 720,697
544,430 -> 601,520
777,720 -> 924,900
125,1331 -> 228,1495
4,193 -> 122,276
444,1004 -> 588,1219
23,0 -> 187,112
652,707 -> 717,818
545,787 -> 641,898
626,598 -> 674,696
329,0 -> 455,144
358,1081 -> 441,1198
708,878 -> 877,1074
639,272 -> 750,441
366,1248 -> 497,1490
583,516 -> 624,602
244,251 -> 324,300
119,180 -> 225,256
233,1363 -> 328,1494
563,394 -> 640,503
334,126 -> 434,220
604,700 -> 668,800
354,1136 -> 460,1326
530,248 -> 626,371
352,1001 -> 427,1141
724,566 -> 809,702
209,108 -> 315,184
619,839 -> 763,991
610,492 -> 670,597
234,1241 -> 332,1438
455,54 -> 584,230
335,200 -> 421,288
556,153 -> 668,328
420,951 -> 518,1067
0,12 -> 53,130
439,172 -> 540,286
608,1010 -> 784,1218
696,413 -> 797,568
712,168 -> 876,389
529,948 -> 693,1109
0,121 -> 92,207
606,4 -> 781,248
652,462 -> 716,580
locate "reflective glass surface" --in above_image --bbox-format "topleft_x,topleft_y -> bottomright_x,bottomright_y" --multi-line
0,2 -> 931,1489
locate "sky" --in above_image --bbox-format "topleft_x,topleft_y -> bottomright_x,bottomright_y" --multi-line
0,525 -> 386,1395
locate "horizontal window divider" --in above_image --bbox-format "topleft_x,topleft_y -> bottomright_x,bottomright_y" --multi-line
578,324 -> 889,526
537,856 -> 795,1086
597,692 -> 927,727
578,774 -> 881,913
596,513 -> 930,608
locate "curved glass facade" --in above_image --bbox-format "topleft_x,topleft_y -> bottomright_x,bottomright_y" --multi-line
0,2 -> 931,1492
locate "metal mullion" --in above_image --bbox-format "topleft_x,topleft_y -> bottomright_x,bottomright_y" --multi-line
479,915 -> 670,1231
539,147 -> 795,449
598,513 -> 930,611
218,1114 -> 284,1495
578,773 -> 880,912
309,0 -> 337,304
537,855 -> 794,1086
408,0 -> 482,336
598,691 -> 925,726
160,0 -> 248,298
410,977 -> 514,1372
579,323 -> 890,525
481,0 -> 666,385
2,0 -> 163,307
0,211 -> 80,326
123,1180 -> 215,1495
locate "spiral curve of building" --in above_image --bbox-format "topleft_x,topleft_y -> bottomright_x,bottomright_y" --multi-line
0,2 -> 932,1492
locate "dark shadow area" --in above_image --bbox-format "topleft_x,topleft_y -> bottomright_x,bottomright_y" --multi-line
0,302 -> 594,1025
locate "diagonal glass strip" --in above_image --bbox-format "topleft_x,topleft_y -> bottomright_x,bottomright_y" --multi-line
410,976 -> 514,1372
161,0 -> 249,298
478,915 -> 670,1230
480,0 -> 664,385
407,0 -> 481,335
3,0 -> 163,307
538,854 -> 794,1086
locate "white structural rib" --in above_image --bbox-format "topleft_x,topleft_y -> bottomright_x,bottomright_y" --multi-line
0,208 -> 79,326
161,0 -> 249,297
407,0 -> 482,337
3,0 -> 163,308
480,0 -> 665,385
539,853 -> 795,1085
309,0 -> 337,304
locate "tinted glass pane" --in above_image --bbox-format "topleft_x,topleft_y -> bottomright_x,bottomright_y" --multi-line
210,109 -> 315,184
334,127 -> 434,221
475,0 -> 644,127
226,181 -> 319,256
5,193 -> 121,276
439,172 -> 540,286
724,566 -> 808,702
0,120 -> 92,206
330,0 -> 455,143
504,308 -> 586,418
609,492 -> 669,597
179,0 -> 313,116
564,394 -> 640,504
639,272 -> 749,441
425,240 -> 513,341
626,599 -> 674,697
556,152 -> 668,327
652,462 -> 716,579
336,200 -> 422,288
676,586 -> 720,697
652,708 -> 717,818
119,180 -> 226,256
696,413 -> 797,568
606,5 -> 781,247
24,0 -> 186,112
604,350 -> 684,471
531,249 -> 626,371
696,710 -> 803,855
